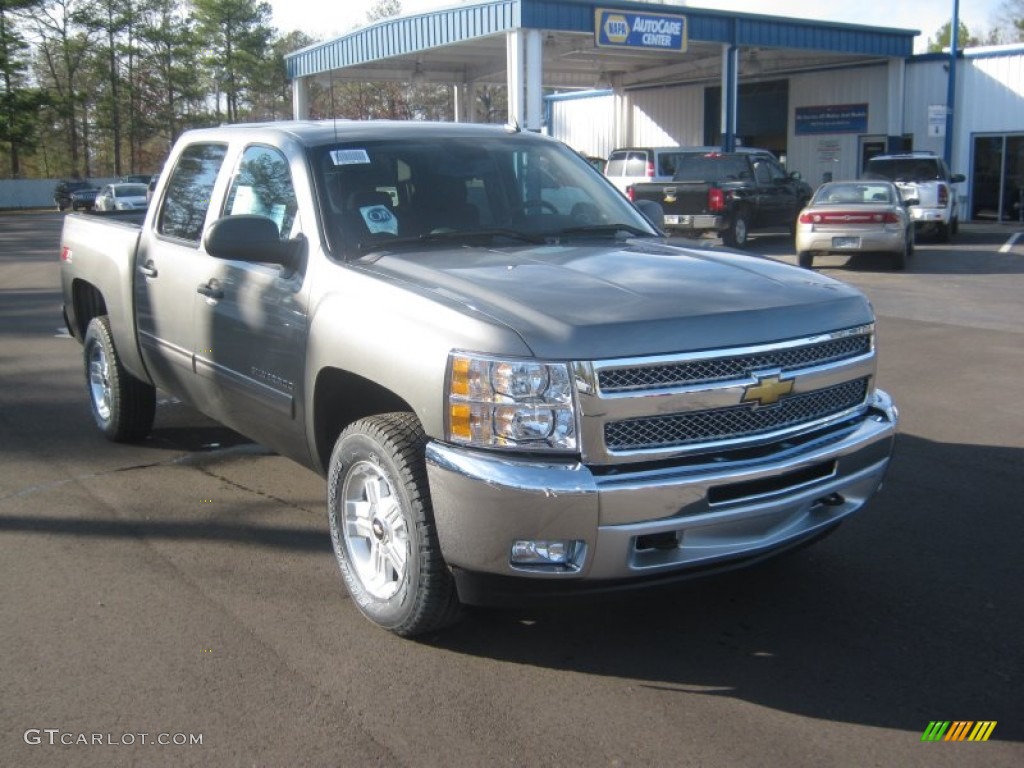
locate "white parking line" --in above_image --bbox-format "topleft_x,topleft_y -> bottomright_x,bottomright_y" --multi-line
999,232 -> 1022,253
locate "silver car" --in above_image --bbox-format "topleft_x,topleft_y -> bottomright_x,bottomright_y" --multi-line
795,181 -> 915,270
94,182 -> 150,212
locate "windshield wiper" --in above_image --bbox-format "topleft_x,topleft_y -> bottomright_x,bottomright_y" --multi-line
358,228 -> 547,253
551,223 -> 658,239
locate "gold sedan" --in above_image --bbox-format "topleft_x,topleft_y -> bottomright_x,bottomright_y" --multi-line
795,181 -> 916,270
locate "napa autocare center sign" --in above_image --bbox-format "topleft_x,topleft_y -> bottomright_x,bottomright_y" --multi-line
595,9 -> 687,52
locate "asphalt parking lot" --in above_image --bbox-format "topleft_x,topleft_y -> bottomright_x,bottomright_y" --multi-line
1,212 -> 1022,767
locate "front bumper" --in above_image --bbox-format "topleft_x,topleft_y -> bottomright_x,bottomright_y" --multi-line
426,390 -> 897,596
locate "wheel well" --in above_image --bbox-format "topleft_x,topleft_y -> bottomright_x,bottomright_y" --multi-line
313,368 -> 416,471
72,281 -> 107,339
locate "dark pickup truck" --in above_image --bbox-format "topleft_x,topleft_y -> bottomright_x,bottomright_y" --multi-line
628,152 -> 811,247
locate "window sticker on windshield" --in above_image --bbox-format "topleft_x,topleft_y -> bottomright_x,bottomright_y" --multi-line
330,149 -> 371,165
360,205 -> 397,235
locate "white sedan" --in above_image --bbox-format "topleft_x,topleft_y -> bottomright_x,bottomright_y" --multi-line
94,183 -> 150,212
795,181 -> 915,270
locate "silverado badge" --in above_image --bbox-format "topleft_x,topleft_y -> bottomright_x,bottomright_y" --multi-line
742,373 -> 794,407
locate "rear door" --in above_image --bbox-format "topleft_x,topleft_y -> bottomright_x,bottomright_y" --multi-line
134,142 -> 229,405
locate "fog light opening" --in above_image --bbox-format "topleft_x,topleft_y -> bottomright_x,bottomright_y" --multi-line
510,539 -> 584,571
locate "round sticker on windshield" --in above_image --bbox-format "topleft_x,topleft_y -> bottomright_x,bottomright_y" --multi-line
360,205 -> 398,235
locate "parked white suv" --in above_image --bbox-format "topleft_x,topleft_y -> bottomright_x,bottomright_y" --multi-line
862,151 -> 965,241
604,145 -> 777,195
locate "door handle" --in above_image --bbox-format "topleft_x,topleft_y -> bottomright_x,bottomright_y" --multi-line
139,262 -> 158,278
197,280 -> 223,300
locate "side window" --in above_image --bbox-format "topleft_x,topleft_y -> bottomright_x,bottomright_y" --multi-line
605,152 -> 627,177
767,159 -> 787,182
157,143 -> 228,244
753,159 -> 773,184
223,145 -> 299,239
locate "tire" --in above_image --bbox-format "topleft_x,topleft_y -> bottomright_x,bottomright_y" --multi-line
950,216 -> 959,236
722,210 -> 749,248
83,316 -> 156,441
798,251 -> 813,269
892,241 -> 907,271
327,412 -> 460,636
936,221 -> 951,243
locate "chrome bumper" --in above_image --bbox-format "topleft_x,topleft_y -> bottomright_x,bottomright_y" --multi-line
663,214 -> 724,231
426,389 -> 897,582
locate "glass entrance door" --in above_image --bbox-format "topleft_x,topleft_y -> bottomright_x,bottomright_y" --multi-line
972,134 -> 1024,222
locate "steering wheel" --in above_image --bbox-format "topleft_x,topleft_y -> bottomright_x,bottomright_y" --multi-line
520,199 -> 559,215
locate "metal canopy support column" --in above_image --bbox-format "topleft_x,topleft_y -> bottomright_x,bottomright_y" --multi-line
525,29 -> 543,131
721,43 -> 738,151
506,30 -> 525,127
292,76 -> 310,120
467,81 -> 478,123
454,83 -> 468,123
886,58 -> 906,152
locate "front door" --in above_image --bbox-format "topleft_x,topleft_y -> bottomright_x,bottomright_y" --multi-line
191,144 -> 310,460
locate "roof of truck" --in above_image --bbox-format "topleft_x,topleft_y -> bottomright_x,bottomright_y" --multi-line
179,120 -> 543,147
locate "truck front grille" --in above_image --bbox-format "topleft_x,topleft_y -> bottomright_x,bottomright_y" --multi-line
598,334 -> 870,392
604,378 -> 869,451
576,326 -> 876,464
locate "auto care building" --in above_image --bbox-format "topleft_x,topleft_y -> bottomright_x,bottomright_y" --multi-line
286,0 -> 1024,223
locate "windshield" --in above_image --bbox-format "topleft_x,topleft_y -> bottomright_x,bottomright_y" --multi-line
311,136 -> 658,259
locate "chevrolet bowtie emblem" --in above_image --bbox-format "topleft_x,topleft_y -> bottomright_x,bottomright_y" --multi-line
742,374 -> 794,407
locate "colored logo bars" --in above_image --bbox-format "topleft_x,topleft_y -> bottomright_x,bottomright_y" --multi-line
921,721 -> 997,742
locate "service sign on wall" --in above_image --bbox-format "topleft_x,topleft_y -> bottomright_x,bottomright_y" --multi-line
795,104 -> 869,135
594,9 -> 687,52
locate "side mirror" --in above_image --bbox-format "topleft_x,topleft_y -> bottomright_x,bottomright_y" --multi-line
633,199 -> 665,234
203,215 -> 297,267
789,171 -> 803,180
902,196 -> 920,207
950,173 -> 965,184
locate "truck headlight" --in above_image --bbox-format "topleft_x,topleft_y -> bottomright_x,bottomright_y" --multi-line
446,353 -> 577,452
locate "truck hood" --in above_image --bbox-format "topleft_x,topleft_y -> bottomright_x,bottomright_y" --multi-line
354,241 -> 874,359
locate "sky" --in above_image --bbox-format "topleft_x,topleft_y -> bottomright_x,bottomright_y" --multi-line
266,0 -> 1010,54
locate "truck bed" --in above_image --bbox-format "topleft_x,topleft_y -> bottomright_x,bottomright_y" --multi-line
59,212 -> 148,381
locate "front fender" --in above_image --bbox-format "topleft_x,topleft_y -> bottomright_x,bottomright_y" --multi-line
303,262 -> 532,444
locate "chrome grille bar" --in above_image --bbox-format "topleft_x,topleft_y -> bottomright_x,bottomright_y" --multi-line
598,331 -> 871,392
605,378 -> 869,451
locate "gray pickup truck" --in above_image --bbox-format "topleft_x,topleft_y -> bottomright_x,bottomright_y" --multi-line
59,121 -> 897,636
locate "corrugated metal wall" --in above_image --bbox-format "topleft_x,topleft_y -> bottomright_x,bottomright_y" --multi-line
786,64 -> 890,185
628,87 -> 706,148
549,93 -> 616,158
